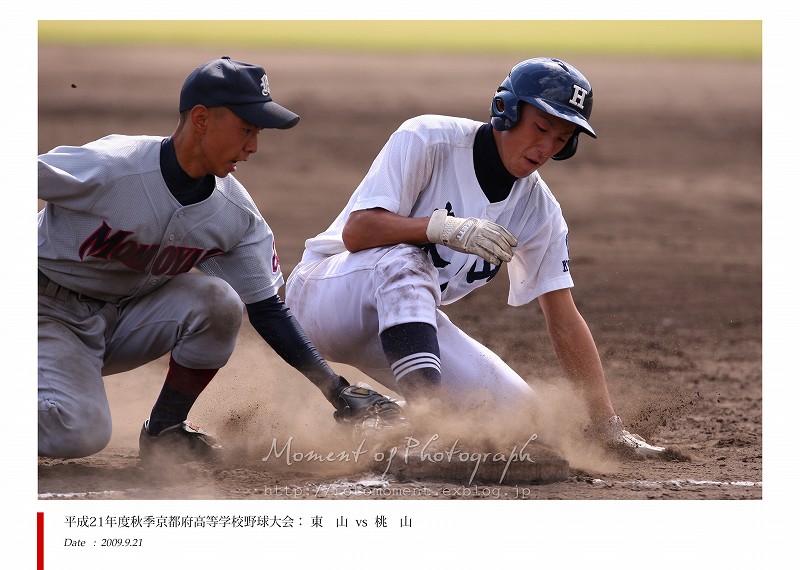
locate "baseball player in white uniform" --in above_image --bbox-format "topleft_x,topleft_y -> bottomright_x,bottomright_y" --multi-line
38,56 -> 403,465
286,58 -> 665,456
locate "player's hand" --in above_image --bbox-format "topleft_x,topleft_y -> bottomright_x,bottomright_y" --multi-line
425,209 -> 518,265
591,415 -> 666,458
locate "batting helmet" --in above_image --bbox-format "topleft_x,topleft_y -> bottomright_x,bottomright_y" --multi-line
490,57 -> 596,160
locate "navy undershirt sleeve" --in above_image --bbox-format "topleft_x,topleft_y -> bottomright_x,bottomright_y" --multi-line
246,295 -> 347,405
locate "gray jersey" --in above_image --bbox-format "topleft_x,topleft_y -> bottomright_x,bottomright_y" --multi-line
38,134 -> 282,304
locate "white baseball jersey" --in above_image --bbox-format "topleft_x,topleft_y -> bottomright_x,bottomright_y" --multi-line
38,134 -> 283,304
301,115 -> 573,306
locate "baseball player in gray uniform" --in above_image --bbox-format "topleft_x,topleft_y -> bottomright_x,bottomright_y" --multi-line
38,56 -> 403,465
286,58 -> 665,456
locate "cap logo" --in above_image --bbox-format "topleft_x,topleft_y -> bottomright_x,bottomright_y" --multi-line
569,84 -> 588,109
260,74 -> 270,97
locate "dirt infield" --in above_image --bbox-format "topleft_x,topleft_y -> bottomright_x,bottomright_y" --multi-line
37,45 -> 761,500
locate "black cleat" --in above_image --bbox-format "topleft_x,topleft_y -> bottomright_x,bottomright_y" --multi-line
138,420 -> 222,466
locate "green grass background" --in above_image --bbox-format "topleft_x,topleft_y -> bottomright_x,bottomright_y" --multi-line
38,20 -> 760,59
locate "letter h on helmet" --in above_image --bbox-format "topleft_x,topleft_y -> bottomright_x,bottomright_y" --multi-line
490,57 -> 597,160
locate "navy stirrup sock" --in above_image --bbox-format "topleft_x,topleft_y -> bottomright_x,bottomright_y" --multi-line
147,356 -> 219,435
380,322 -> 442,399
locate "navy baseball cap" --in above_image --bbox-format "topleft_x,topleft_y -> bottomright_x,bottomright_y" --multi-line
179,56 -> 300,129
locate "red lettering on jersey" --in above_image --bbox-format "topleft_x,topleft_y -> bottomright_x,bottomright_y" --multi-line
151,246 -> 178,275
111,241 -> 160,271
168,248 -> 205,275
78,222 -> 225,275
199,248 -> 225,262
78,221 -> 133,260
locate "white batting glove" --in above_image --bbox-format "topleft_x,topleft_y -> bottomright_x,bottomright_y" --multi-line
426,209 -> 518,265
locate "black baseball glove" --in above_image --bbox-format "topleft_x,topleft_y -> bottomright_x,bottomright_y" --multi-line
333,384 -> 408,433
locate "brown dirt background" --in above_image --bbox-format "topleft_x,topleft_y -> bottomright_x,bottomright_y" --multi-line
37,45 -> 761,500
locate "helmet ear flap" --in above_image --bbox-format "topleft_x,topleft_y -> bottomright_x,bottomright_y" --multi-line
490,90 -> 519,131
552,133 -> 579,161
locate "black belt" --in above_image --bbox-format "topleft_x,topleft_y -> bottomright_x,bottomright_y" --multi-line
38,270 -> 104,303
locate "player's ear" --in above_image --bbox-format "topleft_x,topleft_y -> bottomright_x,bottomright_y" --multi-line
189,105 -> 210,132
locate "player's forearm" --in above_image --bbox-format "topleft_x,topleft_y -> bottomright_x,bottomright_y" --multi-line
547,318 -> 616,423
342,208 -> 430,252
246,296 -> 346,405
